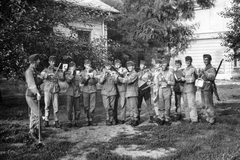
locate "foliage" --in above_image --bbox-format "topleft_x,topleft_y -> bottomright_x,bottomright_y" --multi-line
220,0 -> 240,59
0,0 -> 109,79
103,0 -> 215,64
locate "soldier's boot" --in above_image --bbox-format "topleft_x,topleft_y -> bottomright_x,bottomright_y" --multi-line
106,120 -> 112,126
43,120 -> 50,127
156,118 -> 164,125
118,120 -> 125,124
131,120 -> 139,127
54,121 -> 61,128
148,116 -> 154,123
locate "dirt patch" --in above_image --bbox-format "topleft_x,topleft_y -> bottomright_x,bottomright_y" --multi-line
57,125 -> 140,160
112,145 -> 176,159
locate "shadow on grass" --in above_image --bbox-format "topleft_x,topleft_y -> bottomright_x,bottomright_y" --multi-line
85,101 -> 240,160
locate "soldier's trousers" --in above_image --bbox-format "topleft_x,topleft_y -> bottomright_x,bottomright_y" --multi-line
44,92 -> 59,122
175,92 -> 182,113
25,94 -> 42,132
158,87 -> 172,120
83,92 -> 96,122
102,95 -> 116,121
183,92 -> 198,122
201,91 -> 215,123
138,88 -> 153,117
116,91 -> 126,121
126,96 -> 138,120
66,95 -> 80,122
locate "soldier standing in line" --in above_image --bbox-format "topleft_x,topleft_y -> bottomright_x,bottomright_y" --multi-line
25,54 -> 42,138
182,56 -> 198,123
41,56 -> 61,128
154,60 -> 175,126
198,54 -> 216,125
117,61 -> 139,126
173,60 -> 184,120
64,61 -> 82,127
137,60 -> 154,123
114,59 -> 128,124
151,59 -> 162,120
81,59 -> 98,126
99,61 -> 118,126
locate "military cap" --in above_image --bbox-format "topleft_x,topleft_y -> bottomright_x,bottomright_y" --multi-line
49,56 -> 56,62
114,59 -> 121,65
140,60 -> 146,65
185,56 -> 193,62
84,59 -> 91,65
203,54 -> 212,60
162,59 -> 169,65
69,61 -> 76,67
104,60 -> 113,66
175,60 -> 182,65
126,61 -> 135,67
29,54 -> 40,62
155,59 -> 162,64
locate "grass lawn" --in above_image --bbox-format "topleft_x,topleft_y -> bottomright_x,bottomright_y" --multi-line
0,81 -> 240,160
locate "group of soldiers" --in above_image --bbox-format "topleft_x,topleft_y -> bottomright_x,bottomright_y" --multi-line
25,53 -> 216,139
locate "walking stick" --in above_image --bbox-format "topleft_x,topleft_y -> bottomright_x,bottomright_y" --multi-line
37,99 -> 44,146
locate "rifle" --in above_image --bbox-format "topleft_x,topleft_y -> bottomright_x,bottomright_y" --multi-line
110,66 -> 125,77
213,59 -> 223,101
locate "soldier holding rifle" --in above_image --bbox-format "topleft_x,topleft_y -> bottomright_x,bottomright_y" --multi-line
137,60 -> 154,123
25,54 -> 42,139
41,56 -> 61,128
198,54 -> 217,125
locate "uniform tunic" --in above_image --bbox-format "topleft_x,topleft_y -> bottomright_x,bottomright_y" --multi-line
182,65 -> 198,122
25,66 -> 42,132
118,70 -> 139,120
200,64 -> 216,123
99,69 -> 118,121
155,69 -> 175,120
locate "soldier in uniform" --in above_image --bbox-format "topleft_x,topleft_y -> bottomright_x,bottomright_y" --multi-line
81,59 -> 98,126
25,54 -> 42,138
64,61 -> 82,127
199,54 -> 216,125
154,60 -> 175,125
41,56 -> 61,128
114,59 -> 128,124
173,60 -> 184,120
137,60 -> 154,123
99,61 -> 118,125
118,61 -> 139,126
151,59 -> 162,118
182,56 -> 198,123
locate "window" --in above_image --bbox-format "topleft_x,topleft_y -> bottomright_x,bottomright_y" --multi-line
234,58 -> 240,68
77,30 -> 91,44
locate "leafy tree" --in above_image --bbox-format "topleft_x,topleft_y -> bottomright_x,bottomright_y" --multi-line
0,0 -> 110,79
220,0 -> 240,59
102,0 -> 215,65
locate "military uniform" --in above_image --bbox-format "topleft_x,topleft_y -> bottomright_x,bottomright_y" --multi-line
64,61 -> 82,126
25,54 -> 42,136
118,61 -> 139,126
41,56 -> 61,127
173,60 -> 184,118
81,60 -> 98,126
155,62 -> 175,123
137,60 -> 154,122
199,54 -> 216,124
114,59 -> 128,124
99,61 -> 118,125
182,56 -> 198,122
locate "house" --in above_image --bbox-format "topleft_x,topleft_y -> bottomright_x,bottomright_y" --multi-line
174,0 -> 233,79
54,0 -> 119,48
